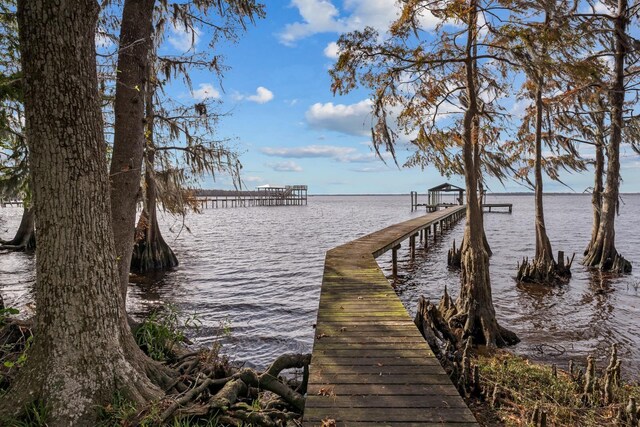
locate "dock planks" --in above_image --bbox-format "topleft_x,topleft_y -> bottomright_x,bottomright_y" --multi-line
303,206 -> 478,426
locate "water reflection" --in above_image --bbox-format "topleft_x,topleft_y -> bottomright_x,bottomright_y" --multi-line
1,195 -> 639,375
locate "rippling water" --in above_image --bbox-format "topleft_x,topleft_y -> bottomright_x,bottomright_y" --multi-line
1,194 -> 639,376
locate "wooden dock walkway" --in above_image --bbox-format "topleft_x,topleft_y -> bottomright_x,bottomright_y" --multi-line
304,206 -> 479,426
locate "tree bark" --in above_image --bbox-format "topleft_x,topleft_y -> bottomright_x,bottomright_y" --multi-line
110,0 -> 156,301
516,78 -> 572,284
453,0 -> 518,348
3,2 -> 164,424
583,0 -> 632,274
130,81 -> 178,274
131,150 -> 179,274
533,82 -> 554,265
0,205 -> 35,251
585,135 -> 604,255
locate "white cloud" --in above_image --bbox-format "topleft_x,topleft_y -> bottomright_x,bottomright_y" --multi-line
191,83 -> 221,101
279,0 -> 438,45
279,0 -> 344,45
261,144 -> 386,163
305,99 -> 373,136
324,41 -> 340,59
168,23 -> 201,52
235,87 -> 274,104
247,87 -> 274,104
262,145 -> 355,159
268,160 -> 304,172
351,165 -> 390,173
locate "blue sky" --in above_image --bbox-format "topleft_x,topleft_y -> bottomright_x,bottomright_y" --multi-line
162,0 -> 640,195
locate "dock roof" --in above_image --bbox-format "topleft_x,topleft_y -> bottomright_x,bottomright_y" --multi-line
428,182 -> 465,192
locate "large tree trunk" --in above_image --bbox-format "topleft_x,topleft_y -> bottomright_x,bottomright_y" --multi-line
0,205 -> 35,251
110,0 -> 156,301
2,2 -> 165,424
517,80 -> 572,284
451,0 -> 518,348
533,83 -> 554,264
585,136 -> 604,255
583,0 -> 631,274
130,84 -> 178,274
131,150 -> 179,274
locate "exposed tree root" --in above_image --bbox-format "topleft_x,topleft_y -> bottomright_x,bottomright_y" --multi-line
447,233 -> 492,269
0,312 -> 310,426
517,251 -> 574,285
448,239 -> 462,268
155,352 -> 311,426
583,243 -> 632,274
458,246 -> 519,348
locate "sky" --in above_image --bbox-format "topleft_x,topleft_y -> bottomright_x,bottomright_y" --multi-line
161,0 -> 640,195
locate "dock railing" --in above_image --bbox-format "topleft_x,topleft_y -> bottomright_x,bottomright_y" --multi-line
303,205 -> 478,426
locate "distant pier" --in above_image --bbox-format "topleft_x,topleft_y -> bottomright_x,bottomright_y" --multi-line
193,184 -> 307,209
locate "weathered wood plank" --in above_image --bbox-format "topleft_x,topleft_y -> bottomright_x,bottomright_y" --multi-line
305,394 -> 469,408
304,206 -> 476,426
309,373 -> 453,385
309,364 -> 446,375
307,383 -> 462,396
304,408 -> 478,423
303,423 -> 477,427
309,357 -> 442,367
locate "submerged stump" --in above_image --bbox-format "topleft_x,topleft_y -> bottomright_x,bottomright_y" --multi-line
517,250 -> 574,285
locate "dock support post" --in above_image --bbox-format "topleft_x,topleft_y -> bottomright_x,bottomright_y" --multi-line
392,244 -> 400,278
410,234 -> 416,260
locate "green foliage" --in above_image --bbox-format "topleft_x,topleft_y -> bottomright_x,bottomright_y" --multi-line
170,416 -> 222,427
479,352 -> 640,426
0,307 -> 19,327
97,392 -> 137,426
2,334 -> 31,370
0,400 -> 49,427
98,392 -> 224,427
135,305 -> 200,362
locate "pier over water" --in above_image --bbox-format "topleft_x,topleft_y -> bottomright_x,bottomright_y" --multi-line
193,184 -> 308,208
304,206 -> 478,426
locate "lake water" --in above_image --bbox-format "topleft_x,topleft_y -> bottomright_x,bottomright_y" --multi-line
1,194 -> 639,378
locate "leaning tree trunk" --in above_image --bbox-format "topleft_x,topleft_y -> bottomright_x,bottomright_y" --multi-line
450,0 -> 518,348
0,205 -> 35,251
110,0 -> 156,300
130,85 -> 178,275
583,0 -> 632,274
2,2 -> 166,424
517,80 -> 572,284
